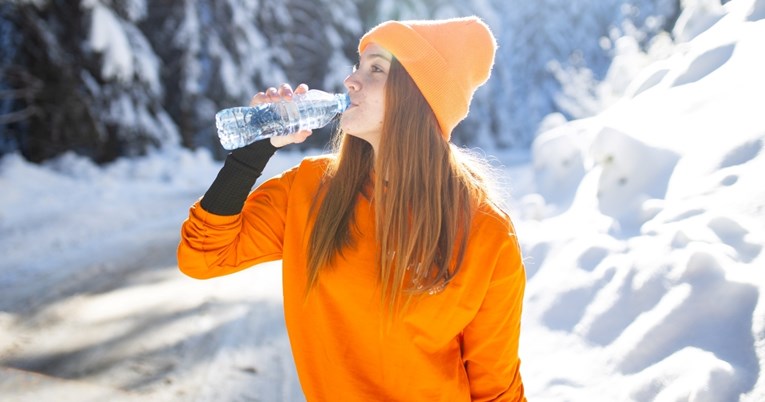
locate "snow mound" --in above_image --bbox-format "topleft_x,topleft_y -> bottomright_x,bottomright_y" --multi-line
521,1 -> 765,400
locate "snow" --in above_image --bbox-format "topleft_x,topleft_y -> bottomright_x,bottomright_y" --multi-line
1,1 -> 764,401
520,2 -> 765,401
86,3 -> 134,84
84,0 -> 161,93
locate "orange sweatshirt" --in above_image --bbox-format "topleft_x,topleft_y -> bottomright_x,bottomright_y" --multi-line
178,156 -> 526,401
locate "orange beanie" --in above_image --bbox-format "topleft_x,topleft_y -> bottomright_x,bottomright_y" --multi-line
358,16 -> 497,140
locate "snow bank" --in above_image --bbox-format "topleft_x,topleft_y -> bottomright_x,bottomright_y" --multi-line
0,148 -> 216,301
521,1 -> 765,400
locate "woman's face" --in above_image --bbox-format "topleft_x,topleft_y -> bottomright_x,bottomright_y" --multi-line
340,43 -> 392,153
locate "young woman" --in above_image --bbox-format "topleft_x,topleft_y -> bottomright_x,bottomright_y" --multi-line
178,16 -> 527,402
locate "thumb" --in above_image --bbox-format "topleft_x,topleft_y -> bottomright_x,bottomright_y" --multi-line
270,130 -> 313,148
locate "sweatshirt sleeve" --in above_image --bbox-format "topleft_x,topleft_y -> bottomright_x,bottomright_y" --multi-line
177,142 -> 297,280
462,232 -> 527,402
200,139 -> 278,215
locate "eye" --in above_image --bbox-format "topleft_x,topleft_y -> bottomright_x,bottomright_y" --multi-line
371,65 -> 384,73
352,63 -> 359,73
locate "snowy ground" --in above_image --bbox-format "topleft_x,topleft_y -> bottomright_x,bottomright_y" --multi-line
1,1 -> 764,401
0,148 -> 310,401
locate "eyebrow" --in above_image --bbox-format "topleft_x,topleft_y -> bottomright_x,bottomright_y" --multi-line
363,53 -> 392,63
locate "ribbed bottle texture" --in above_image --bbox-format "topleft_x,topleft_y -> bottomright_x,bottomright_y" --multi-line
215,90 -> 350,150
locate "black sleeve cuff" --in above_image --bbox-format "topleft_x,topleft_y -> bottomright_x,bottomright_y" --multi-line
199,139 -> 278,215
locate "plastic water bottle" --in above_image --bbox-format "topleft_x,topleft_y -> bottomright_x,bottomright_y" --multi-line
215,90 -> 350,150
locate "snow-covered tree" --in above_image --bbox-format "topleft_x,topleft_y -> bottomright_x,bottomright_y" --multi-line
0,0 -> 177,162
471,0 -> 681,149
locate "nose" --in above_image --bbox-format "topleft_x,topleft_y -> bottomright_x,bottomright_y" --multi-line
344,73 -> 360,92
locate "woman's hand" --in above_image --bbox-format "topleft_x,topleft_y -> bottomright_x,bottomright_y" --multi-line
250,83 -> 312,148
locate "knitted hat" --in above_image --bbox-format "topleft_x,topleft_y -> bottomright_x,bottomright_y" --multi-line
358,16 -> 497,140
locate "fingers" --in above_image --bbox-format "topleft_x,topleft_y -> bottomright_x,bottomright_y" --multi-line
249,86 -> 281,106
248,83 -> 313,148
294,83 -> 309,94
250,83 -> 309,106
249,91 -> 268,106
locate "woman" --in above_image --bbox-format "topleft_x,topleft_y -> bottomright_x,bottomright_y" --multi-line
178,16 -> 526,402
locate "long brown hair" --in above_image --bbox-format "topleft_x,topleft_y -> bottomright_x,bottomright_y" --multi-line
306,58 -> 497,312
